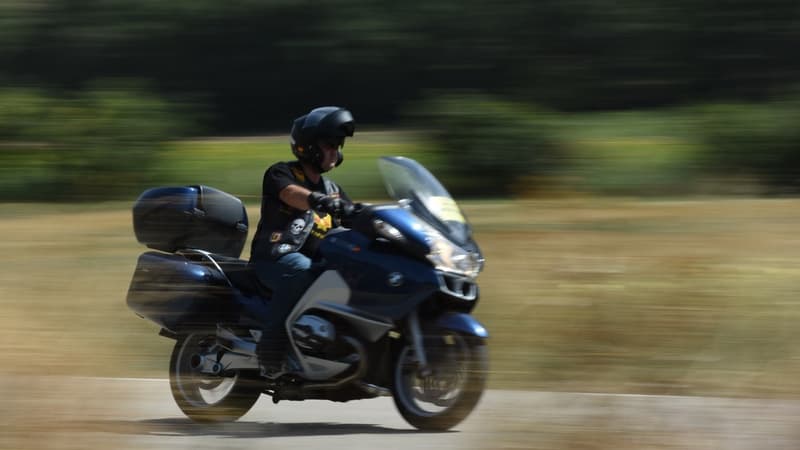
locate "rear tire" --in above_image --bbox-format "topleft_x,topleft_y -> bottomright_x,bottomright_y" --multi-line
169,332 -> 263,422
391,332 -> 488,431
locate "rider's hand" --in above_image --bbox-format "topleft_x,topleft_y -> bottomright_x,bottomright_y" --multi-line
338,202 -> 359,228
307,192 -> 343,215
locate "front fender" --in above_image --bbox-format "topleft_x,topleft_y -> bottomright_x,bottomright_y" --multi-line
430,312 -> 489,339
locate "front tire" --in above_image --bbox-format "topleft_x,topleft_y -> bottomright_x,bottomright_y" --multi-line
391,332 -> 488,431
169,332 -> 263,422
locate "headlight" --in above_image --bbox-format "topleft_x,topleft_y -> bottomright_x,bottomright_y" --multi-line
373,216 -> 482,278
423,225 -> 481,278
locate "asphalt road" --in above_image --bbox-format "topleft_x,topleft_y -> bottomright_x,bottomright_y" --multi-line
3,376 -> 800,450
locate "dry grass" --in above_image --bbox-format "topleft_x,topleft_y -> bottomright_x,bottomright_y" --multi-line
2,198 -> 800,398
470,199 -> 800,397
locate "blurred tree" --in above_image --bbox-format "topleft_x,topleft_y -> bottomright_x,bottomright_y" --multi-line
2,0 -> 800,195
699,97 -> 800,192
0,81 -> 186,201
1,0 -> 798,132
411,93 -> 565,196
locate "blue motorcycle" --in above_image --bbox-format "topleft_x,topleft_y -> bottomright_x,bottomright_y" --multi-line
127,156 -> 488,430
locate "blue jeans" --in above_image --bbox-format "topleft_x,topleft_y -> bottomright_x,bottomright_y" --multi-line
251,252 -> 320,365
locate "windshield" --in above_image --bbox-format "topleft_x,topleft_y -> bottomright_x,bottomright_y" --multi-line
377,156 -> 472,245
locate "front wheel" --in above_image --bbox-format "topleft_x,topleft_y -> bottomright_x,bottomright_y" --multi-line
391,332 -> 488,431
169,332 -> 263,422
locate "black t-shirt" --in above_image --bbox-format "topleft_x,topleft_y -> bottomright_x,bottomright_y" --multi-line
250,161 -> 350,260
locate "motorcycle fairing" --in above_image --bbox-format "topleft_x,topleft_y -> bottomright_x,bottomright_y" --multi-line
285,270 -> 395,381
429,312 -> 489,339
318,230 -> 443,319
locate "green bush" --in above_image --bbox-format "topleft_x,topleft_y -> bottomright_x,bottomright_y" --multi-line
409,94 -> 565,196
560,109 -> 705,197
698,99 -> 800,192
0,81 -> 186,201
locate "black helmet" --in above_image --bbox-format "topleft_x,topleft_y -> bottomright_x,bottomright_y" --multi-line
290,106 -> 355,172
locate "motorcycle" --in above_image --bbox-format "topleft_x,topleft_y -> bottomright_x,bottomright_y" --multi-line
126,156 -> 488,431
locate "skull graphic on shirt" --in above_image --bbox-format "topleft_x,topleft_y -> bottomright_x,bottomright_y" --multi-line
290,218 -> 306,235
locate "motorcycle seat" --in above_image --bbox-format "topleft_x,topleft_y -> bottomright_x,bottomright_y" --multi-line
216,257 -> 272,299
181,250 -> 272,299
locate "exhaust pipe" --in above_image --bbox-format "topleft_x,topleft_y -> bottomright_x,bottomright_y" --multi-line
190,354 -> 223,375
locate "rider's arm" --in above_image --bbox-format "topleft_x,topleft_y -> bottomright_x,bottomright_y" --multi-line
278,184 -> 313,210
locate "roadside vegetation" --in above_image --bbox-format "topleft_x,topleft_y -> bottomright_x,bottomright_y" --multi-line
4,89 -> 800,202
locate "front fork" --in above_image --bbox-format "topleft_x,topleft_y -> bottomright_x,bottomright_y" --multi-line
405,310 -> 489,377
407,310 -> 433,377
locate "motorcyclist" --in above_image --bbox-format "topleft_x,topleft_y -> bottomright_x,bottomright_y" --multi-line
250,106 -> 355,378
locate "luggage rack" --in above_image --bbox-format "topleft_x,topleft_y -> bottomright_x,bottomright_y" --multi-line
176,249 -> 271,298
176,249 -> 236,287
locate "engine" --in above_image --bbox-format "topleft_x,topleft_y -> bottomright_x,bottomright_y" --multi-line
291,314 -> 336,356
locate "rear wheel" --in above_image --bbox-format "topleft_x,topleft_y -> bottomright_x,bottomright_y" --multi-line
391,332 -> 488,431
169,332 -> 263,422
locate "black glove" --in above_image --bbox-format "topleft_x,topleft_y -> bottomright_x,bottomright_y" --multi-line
308,192 -> 343,215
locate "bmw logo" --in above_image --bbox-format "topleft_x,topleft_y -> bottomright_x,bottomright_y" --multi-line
387,272 -> 404,287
